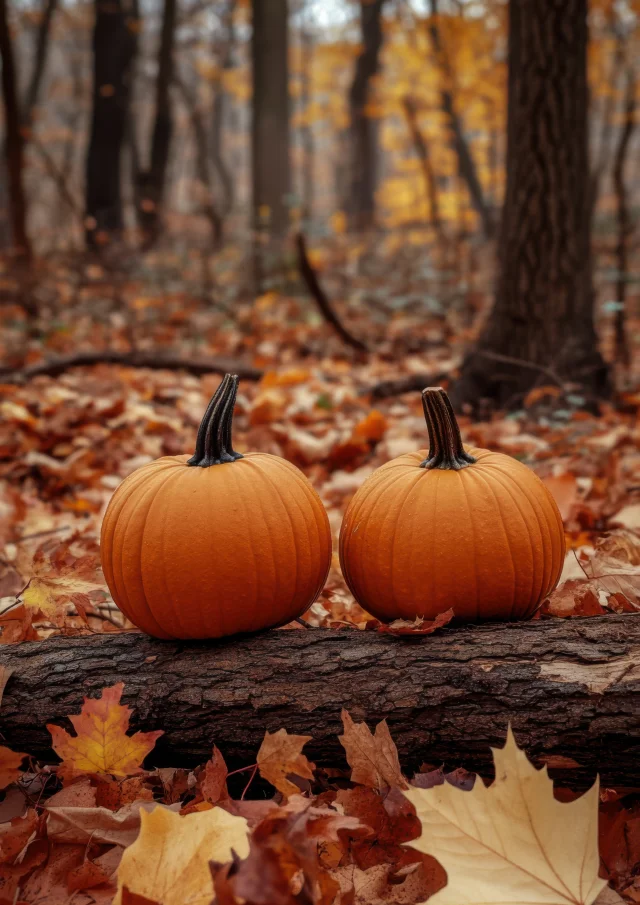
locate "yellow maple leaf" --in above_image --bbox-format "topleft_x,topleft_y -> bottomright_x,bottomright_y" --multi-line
404,727 -> 606,905
257,728 -> 315,796
47,683 -> 163,778
114,805 -> 250,905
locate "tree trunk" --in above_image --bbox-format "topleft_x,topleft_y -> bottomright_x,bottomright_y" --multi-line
612,65 -> 635,371
427,0 -> 492,239
402,96 -> 442,236
300,25 -> 314,223
85,0 -> 137,248
453,0 -> 610,410
175,72 -> 223,246
1,616 -> 638,786
22,0 -> 58,128
134,0 -> 177,246
0,0 -> 32,259
251,0 -> 290,238
348,0 -> 385,231
211,0 -> 235,224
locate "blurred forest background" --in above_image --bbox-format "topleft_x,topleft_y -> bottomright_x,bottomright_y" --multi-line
0,0 -> 638,405
0,0 -> 640,633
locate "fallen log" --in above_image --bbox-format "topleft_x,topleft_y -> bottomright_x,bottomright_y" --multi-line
1,615 -> 639,786
0,351 -> 263,384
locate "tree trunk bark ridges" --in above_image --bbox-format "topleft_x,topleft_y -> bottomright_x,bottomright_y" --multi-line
1,616 -> 638,786
85,0 -> 137,248
454,0 -> 610,410
0,0 -> 32,258
348,0 -> 385,232
135,0 -> 176,246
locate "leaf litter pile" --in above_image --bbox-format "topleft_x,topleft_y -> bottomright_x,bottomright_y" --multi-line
0,256 -> 639,903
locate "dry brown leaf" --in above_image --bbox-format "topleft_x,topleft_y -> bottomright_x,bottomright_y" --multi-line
0,665 -> 12,706
257,728 -> 315,796
404,727 -> 606,905
340,710 -> 406,791
201,745 -> 229,804
331,861 -> 445,905
46,800 -> 172,846
0,745 -> 27,790
21,541 -> 104,616
114,804 -> 250,905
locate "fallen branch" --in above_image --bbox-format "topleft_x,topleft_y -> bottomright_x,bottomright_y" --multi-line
1,615 -> 638,785
369,372 -> 448,400
295,232 -> 368,353
0,351 -> 263,384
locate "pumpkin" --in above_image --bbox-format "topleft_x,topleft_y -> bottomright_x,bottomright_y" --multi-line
339,387 -> 565,623
100,374 -> 332,639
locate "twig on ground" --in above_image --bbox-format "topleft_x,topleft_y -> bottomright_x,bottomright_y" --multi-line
0,351 -> 264,384
368,371 -> 449,400
295,232 -> 368,353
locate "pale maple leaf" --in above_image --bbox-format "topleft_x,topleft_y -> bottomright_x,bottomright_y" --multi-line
47,683 -> 163,778
0,746 -> 26,790
257,728 -> 315,796
114,805 -> 249,905
340,710 -> 407,791
404,727 -> 606,905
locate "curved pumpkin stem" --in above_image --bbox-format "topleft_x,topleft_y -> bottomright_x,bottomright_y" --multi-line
188,373 -> 244,467
420,387 -> 476,470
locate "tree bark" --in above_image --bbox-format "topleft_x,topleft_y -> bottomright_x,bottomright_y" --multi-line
85,0 -> 137,248
348,0 -> 385,231
22,0 -> 58,127
134,0 -> 177,246
0,0 -> 32,259
251,0 -> 290,238
427,0 -> 492,239
210,0 -> 236,224
175,72 -> 223,246
453,0 -> 610,410
1,616 -> 638,786
612,65 -> 635,371
402,96 -> 442,236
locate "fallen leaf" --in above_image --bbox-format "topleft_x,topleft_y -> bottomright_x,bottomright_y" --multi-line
114,804 -> 250,905
47,801 -> 172,846
21,541 -> 104,616
47,682 -> 163,778
340,710 -> 407,791
0,745 -> 26,790
257,729 -> 315,797
404,727 -> 606,905
0,665 -> 12,706
543,473 -> 578,521
0,603 -> 38,643
201,745 -> 229,804
0,810 -> 39,864
371,609 -> 454,635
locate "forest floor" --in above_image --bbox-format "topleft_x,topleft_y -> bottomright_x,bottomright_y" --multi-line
0,235 -> 638,903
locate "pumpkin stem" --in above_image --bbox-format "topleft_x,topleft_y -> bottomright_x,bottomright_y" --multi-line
420,387 -> 476,470
188,373 -> 244,467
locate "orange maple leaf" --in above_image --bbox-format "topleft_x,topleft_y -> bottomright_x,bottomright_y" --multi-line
47,683 -> 163,778
0,746 -> 26,790
257,728 -> 315,796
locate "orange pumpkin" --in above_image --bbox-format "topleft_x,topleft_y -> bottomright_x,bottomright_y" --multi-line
100,374 -> 331,639
339,387 -> 565,623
